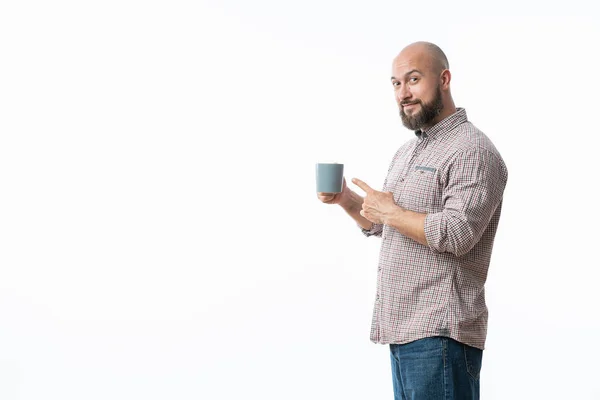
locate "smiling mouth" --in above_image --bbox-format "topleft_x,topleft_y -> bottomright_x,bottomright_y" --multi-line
402,102 -> 419,108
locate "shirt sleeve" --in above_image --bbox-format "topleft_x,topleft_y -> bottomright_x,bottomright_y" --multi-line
424,147 -> 508,256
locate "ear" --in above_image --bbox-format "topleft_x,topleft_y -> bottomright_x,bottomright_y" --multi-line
440,69 -> 451,90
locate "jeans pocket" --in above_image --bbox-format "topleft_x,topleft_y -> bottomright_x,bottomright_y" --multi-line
463,344 -> 483,380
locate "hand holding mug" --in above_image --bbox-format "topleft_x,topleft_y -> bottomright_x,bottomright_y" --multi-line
317,177 -> 348,205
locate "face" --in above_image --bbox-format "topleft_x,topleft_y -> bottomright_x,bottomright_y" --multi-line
391,54 -> 444,131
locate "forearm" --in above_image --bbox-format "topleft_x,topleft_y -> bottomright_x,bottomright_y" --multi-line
339,190 -> 374,230
384,206 -> 428,246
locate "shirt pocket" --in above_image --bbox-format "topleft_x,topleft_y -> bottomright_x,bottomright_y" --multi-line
399,168 -> 443,213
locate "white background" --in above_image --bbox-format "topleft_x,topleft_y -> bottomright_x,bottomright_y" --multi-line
1,1 -> 599,399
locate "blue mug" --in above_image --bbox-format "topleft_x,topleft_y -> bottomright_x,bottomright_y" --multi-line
315,163 -> 344,193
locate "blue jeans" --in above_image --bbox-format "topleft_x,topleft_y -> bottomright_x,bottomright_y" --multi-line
389,336 -> 483,400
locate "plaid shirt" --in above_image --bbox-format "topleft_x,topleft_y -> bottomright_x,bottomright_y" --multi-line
362,108 -> 507,350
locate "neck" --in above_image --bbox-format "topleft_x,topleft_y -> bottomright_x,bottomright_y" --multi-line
423,100 -> 457,130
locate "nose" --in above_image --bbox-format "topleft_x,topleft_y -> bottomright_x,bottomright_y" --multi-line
396,83 -> 412,103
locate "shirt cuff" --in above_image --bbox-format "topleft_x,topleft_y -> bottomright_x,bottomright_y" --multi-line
424,212 -> 444,253
360,223 -> 383,237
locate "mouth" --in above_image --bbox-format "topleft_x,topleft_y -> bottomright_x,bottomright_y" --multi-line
402,102 -> 419,109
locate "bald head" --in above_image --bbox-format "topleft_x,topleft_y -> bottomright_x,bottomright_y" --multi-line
391,41 -> 456,131
395,41 -> 449,75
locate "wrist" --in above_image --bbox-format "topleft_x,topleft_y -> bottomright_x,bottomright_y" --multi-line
338,189 -> 356,211
384,205 -> 405,227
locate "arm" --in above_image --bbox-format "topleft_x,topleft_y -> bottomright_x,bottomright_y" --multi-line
354,148 -> 507,255
317,178 -> 381,236
351,178 -> 427,244
423,148 -> 507,256
384,208 -> 428,245
339,189 -> 375,231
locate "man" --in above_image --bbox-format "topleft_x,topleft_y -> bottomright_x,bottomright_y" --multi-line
317,42 -> 507,399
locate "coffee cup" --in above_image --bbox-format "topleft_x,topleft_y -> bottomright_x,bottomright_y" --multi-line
315,163 -> 344,193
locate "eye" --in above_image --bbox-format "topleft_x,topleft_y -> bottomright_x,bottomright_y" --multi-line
392,81 -> 400,87
409,77 -> 419,83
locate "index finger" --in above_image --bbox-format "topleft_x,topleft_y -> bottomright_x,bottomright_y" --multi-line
352,178 -> 374,194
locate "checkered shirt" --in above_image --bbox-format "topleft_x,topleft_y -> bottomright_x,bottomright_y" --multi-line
362,108 -> 507,350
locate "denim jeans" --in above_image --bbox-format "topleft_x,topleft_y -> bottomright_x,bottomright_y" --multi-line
389,336 -> 483,400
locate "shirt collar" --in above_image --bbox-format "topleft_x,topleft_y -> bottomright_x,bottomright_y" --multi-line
414,108 -> 468,140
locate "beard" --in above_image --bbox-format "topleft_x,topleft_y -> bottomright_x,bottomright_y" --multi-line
399,86 -> 444,131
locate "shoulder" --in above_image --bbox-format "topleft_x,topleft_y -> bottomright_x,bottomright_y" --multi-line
447,122 -> 506,168
444,122 -> 508,182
